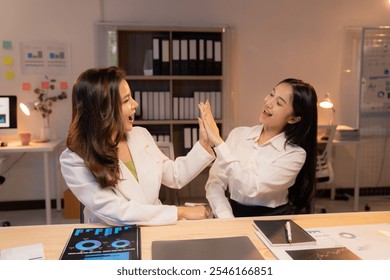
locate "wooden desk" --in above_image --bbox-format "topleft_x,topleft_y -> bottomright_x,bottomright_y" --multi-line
0,139 -> 65,224
0,211 -> 389,260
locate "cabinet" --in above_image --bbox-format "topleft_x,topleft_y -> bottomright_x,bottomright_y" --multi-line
96,23 -> 232,203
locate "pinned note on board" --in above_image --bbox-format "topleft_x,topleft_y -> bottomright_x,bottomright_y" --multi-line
60,81 -> 68,89
3,56 -> 13,65
22,82 -> 32,91
2,40 -> 12,49
41,81 -> 49,90
5,71 -> 15,80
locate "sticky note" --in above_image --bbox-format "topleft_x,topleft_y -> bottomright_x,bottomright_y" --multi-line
41,81 -> 49,90
60,81 -> 68,89
5,71 -> 15,80
3,56 -> 13,65
2,41 -> 12,49
22,82 -> 32,91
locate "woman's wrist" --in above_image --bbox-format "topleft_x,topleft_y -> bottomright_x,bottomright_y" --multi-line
199,139 -> 214,155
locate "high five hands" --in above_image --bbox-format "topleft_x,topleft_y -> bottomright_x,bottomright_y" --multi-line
198,100 -> 223,147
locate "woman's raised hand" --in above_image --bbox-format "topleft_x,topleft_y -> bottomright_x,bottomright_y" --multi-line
199,100 -> 223,147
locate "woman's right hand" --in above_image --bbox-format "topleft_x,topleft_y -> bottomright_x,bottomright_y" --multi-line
199,100 -> 223,147
177,205 -> 211,220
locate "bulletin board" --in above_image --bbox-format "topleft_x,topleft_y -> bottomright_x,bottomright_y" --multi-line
360,27 -> 390,114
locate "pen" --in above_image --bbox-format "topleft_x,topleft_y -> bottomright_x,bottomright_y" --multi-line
285,221 -> 292,243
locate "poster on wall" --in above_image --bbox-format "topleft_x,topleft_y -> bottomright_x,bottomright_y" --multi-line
20,41 -> 70,75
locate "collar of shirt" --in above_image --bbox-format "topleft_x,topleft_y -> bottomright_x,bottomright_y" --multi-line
245,125 -> 287,152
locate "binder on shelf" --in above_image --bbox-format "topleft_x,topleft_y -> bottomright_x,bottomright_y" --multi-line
173,97 -> 179,120
192,127 -> 198,146
159,91 -> 165,120
148,91 -> 154,120
161,39 -> 170,75
184,127 -> 192,149
198,39 -> 205,75
152,38 -> 161,75
184,97 -> 190,120
180,39 -> 189,75
165,91 -> 171,120
205,39 -> 214,75
215,91 -> 222,119
179,97 -> 185,120
189,39 -> 198,75
141,91 -> 148,120
189,97 -> 195,120
153,91 -> 159,120
193,91 -> 200,118
172,39 -> 180,75
209,91 -> 216,118
134,91 -> 141,117
213,40 -> 222,75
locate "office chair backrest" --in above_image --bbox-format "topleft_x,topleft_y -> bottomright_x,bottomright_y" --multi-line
156,141 -> 178,205
316,125 -> 337,183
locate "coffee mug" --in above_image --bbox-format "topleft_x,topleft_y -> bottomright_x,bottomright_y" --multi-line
19,131 -> 32,145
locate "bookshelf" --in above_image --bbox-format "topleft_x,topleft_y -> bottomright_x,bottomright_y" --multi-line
96,23 -> 232,203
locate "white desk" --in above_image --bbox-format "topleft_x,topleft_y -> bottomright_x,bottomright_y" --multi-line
0,139 -> 65,224
333,138 -> 361,211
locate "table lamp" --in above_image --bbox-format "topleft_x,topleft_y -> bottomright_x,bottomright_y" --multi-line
19,102 -> 50,142
319,93 -> 335,125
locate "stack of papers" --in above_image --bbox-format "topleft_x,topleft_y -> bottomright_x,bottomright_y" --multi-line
335,125 -> 360,141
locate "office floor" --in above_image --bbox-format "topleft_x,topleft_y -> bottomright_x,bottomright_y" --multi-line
1,195 -> 390,227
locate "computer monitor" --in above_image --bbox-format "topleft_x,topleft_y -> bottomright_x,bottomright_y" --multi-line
0,95 -> 18,136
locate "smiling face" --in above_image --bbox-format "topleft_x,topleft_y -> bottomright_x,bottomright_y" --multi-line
259,82 -> 301,134
119,79 -> 138,133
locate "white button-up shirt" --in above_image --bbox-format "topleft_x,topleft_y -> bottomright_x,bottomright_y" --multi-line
206,125 -> 306,218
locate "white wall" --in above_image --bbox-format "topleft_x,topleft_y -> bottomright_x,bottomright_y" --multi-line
0,0 -> 100,201
0,0 -> 389,203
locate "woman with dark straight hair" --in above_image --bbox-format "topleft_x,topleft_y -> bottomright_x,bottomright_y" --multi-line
201,78 -> 318,217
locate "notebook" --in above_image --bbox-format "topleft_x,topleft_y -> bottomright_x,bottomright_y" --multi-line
253,219 -> 317,246
152,236 -> 264,260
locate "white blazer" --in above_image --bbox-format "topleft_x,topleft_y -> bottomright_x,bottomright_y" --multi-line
60,127 -> 214,226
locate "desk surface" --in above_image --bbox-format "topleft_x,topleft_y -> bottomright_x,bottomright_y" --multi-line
0,211 -> 389,260
0,139 -> 64,153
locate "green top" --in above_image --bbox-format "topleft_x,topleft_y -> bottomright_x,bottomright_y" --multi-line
124,160 -> 138,182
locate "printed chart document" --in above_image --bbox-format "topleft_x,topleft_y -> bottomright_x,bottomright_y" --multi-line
0,243 -> 45,260
152,236 -> 264,260
255,222 -> 390,260
60,225 -> 141,260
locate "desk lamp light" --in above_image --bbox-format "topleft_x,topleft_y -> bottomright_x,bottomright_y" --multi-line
19,102 -> 49,142
319,93 -> 335,125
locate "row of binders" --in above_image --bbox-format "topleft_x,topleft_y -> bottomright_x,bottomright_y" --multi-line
173,91 -> 222,120
152,134 -> 171,143
134,90 -> 222,121
152,36 -> 222,76
184,126 -> 200,151
134,91 -> 171,120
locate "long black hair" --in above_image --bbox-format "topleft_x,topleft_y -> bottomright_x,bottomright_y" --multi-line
281,78 -> 318,213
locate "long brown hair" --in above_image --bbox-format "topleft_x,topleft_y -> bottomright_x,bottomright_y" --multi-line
66,66 -> 126,188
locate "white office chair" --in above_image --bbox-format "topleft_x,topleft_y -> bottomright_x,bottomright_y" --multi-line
156,141 -> 179,205
315,125 -> 337,213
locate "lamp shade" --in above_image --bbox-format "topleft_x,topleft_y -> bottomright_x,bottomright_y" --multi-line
319,93 -> 334,109
19,102 -> 31,116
